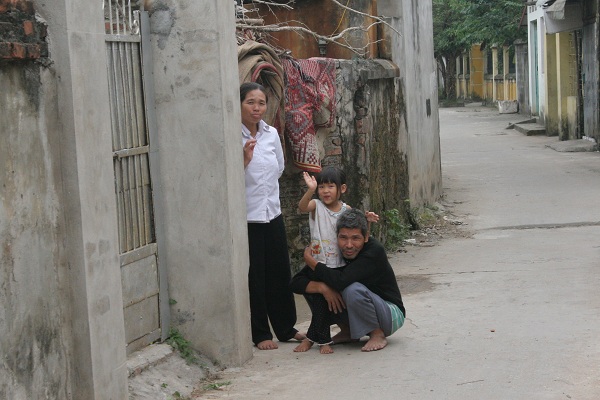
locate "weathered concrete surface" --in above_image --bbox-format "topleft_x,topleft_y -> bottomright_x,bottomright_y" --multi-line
546,139 -> 599,152
147,0 -> 252,366
195,104 -> 600,399
513,121 -> 547,136
498,99 -> 519,114
281,59 -> 410,270
2,0 -> 128,398
394,0 -> 442,207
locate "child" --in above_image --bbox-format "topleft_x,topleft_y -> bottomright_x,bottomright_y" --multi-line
290,166 -> 378,354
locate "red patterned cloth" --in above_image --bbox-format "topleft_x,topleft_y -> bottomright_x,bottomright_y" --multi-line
282,57 -> 336,172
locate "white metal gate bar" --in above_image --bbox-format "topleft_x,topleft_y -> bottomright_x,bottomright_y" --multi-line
105,1 -> 165,353
104,0 -> 137,36
106,18 -> 154,253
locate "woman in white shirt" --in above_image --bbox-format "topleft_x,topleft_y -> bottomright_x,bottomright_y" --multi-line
241,82 -> 304,350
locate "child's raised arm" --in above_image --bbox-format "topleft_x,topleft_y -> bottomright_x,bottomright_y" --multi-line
364,210 -> 379,241
365,211 -> 379,223
298,172 -> 318,213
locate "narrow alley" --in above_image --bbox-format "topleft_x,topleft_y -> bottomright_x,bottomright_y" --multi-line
197,104 -> 600,399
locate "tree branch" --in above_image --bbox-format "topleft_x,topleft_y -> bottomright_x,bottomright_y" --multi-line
236,0 -> 401,56
329,0 -> 402,37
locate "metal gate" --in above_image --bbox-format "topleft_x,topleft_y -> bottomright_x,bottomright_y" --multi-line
104,0 -> 168,354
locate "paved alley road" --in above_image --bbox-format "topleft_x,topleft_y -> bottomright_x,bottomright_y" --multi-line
203,105 -> 600,400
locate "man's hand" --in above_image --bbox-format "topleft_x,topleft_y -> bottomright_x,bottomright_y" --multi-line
304,281 -> 346,313
321,284 -> 345,314
304,246 -> 318,270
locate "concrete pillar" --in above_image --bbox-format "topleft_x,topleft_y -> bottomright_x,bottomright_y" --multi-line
456,55 -> 461,98
146,0 -> 253,365
470,45 -> 485,100
538,18 -> 548,123
503,45 -> 509,101
38,0 -> 128,398
545,33 -> 559,136
379,0 -> 442,206
582,20 -> 599,141
556,32 -> 576,140
515,39 -> 531,115
492,45 -> 498,101
463,52 -> 469,98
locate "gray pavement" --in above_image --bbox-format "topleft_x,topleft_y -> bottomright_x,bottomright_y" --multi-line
169,105 -> 600,399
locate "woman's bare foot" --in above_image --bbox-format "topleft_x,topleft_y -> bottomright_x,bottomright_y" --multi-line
361,334 -> 387,352
319,344 -> 334,354
256,339 -> 278,350
293,339 -> 313,352
293,332 -> 307,341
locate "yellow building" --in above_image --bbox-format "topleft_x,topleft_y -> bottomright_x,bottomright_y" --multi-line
456,44 -> 518,105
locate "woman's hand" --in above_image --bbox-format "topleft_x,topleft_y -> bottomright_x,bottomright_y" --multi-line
243,139 -> 257,168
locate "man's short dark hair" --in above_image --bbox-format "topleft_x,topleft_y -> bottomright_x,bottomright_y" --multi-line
336,209 -> 368,237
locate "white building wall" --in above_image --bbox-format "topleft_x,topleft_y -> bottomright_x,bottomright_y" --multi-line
379,0 -> 442,206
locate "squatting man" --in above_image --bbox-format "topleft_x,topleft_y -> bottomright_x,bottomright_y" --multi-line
290,208 -> 406,353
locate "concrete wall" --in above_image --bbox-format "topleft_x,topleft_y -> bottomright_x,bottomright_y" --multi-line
528,6 -> 547,120
0,61 -> 74,400
555,33 -> 577,140
279,60 -> 409,270
515,40 -> 531,115
2,0 -> 128,398
272,0 -> 441,268
544,31 -> 559,136
387,0 -> 442,206
146,0 -> 253,365
582,22 -> 599,142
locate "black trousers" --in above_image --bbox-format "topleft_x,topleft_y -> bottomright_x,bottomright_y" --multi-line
304,293 -> 333,344
304,293 -> 350,345
248,215 -> 298,344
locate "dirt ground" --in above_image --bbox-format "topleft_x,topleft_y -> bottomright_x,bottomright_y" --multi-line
129,201 -> 468,400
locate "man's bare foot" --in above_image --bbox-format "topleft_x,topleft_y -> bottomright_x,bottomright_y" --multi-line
332,325 -> 358,344
361,334 -> 387,352
293,339 -> 313,352
332,330 -> 354,344
319,344 -> 334,354
293,332 -> 307,341
256,339 -> 278,350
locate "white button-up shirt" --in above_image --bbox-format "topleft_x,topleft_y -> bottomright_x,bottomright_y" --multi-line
243,120 -> 285,223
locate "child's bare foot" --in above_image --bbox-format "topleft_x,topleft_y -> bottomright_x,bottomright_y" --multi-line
319,344 -> 334,354
256,339 -> 278,350
293,339 -> 313,352
293,332 -> 307,341
361,334 -> 387,352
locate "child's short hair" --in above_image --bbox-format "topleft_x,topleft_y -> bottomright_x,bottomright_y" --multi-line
315,166 -> 346,194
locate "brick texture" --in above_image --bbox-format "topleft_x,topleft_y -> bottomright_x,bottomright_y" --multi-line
0,0 -> 48,61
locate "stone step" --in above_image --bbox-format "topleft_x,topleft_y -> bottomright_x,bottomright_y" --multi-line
513,123 -> 546,136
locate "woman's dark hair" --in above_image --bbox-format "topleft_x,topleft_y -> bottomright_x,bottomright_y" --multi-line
240,82 -> 268,103
315,166 -> 347,196
336,209 -> 368,237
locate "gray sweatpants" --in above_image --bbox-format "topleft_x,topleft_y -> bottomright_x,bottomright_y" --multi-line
342,282 -> 393,339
